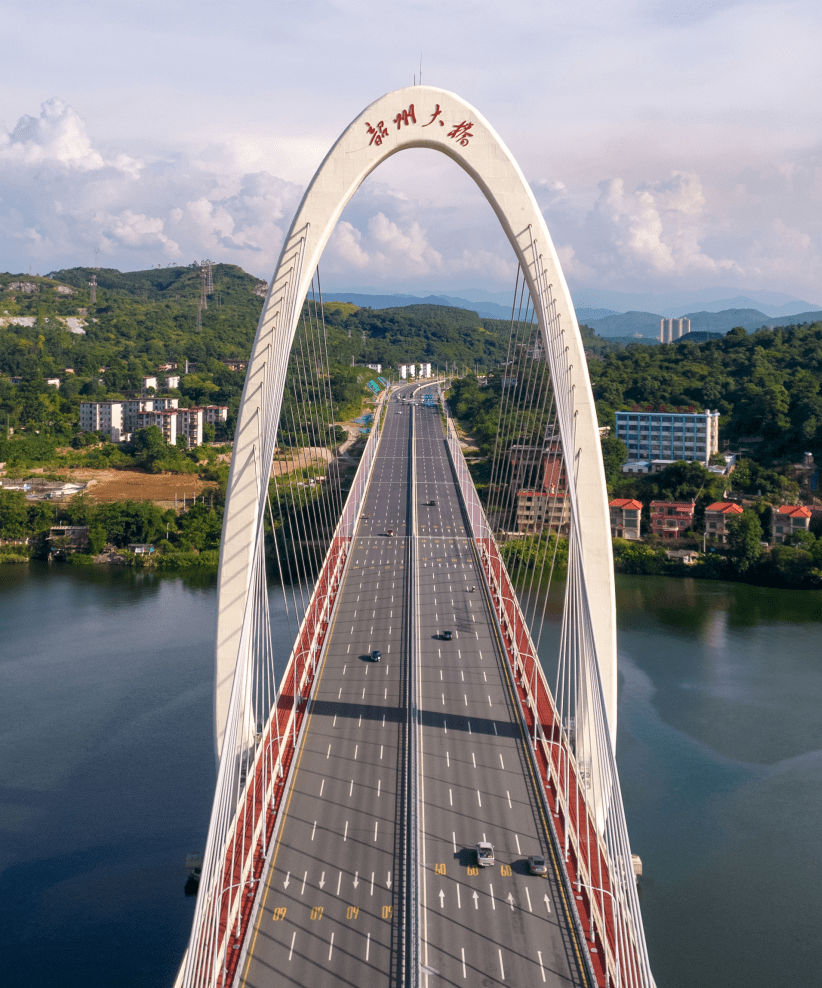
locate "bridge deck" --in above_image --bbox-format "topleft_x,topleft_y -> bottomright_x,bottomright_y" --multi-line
236,386 -> 587,987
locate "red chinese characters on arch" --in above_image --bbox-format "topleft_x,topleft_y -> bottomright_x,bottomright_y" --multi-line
364,105 -> 475,149
393,104 -> 416,129
423,104 -> 444,128
365,120 -> 389,146
447,120 -> 474,147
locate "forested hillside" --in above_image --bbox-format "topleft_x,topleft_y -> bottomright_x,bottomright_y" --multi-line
589,323 -> 822,462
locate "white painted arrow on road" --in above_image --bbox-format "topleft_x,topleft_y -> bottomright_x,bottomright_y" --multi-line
507,893 -> 515,911
438,889 -> 445,908
472,890 -> 479,909
544,894 -> 552,914
319,871 -> 326,889
387,873 -> 392,889
283,872 -> 290,889
353,871 -> 360,888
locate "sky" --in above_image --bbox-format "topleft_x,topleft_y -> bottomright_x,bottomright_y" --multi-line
1,0 -> 821,305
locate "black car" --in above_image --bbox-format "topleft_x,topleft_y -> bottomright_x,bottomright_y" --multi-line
428,499 -> 436,506
442,630 -> 452,641
370,650 -> 382,662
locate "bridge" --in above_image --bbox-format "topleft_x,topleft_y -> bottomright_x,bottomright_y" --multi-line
177,86 -> 654,988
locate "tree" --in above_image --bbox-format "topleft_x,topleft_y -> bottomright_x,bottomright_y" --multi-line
131,426 -> 168,468
600,436 -> 628,491
726,509 -> 762,573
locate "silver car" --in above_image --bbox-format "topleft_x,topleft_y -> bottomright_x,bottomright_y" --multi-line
476,841 -> 495,867
528,854 -> 547,877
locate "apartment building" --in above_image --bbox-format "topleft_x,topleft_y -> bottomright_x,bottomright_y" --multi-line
399,364 -> 415,379
121,397 -> 179,432
704,502 -> 743,543
772,505 -> 812,544
79,400 -> 125,442
201,405 -> 229,424
177,407 -> 204,448
609,499 -> 642,540
135,409 -> 177,445
649,500 -> 695,539
659,318 -> 691,343
615,408 -> 719,466
515,489 -> 569,535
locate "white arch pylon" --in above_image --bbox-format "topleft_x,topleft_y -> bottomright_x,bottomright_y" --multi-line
214,85 -> 617,759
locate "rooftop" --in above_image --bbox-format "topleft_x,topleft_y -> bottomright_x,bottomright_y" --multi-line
777,505 -> 812,518
705,502 -> 744,514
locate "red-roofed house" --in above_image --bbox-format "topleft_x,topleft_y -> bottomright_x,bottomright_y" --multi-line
609,499 -> 642,540
650,500 -> 695,539
772,505 -> 812,544
704,502 -> 743,543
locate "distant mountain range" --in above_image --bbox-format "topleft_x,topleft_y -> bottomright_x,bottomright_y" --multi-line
587,308 -> 822,338
322,292 -> 822,338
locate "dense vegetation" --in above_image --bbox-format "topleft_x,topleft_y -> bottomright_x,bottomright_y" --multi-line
3,263 -> 821,584
589,323 -> 822,462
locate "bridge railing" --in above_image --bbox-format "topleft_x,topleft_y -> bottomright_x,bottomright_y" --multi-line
443,402 -> 653,988
179,395 -> 387,988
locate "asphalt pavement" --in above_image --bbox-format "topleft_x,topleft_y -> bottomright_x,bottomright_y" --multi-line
237,383 -> 587,988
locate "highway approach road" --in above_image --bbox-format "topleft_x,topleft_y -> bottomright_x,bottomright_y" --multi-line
237,383 -> 587,988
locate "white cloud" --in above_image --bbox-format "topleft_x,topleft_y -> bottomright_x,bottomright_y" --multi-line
1,93 -> 822,303
0,99 -> 302,276
585,172 -> 741,277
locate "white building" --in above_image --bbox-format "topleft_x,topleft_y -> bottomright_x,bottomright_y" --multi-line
142,376 -> 159,391
418,362 -> 432,378
364,363 -> 382,374
123,397 -> 179,432
165,375 -> 181,389
79,401 -> 125,442
178,407 -> 204,448
615,408 -> 719,466
202,405 -> 229,424
659,318 -> 691,343
136,409 -> 178,444
399,364 -> 415,379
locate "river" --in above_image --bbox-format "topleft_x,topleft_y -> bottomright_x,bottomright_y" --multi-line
0,564 -> 820,986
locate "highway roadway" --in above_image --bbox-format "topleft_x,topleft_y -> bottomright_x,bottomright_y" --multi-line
238,385 -> 417,988
237,382 -> 587,987
414,388 -> 586,987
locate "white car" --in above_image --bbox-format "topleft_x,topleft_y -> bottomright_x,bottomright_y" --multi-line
476,841 -> 495,867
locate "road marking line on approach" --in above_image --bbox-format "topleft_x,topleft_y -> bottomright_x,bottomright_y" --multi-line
319,779 -> 324,796
525,886 -> 532,912
289,931 -> 295,961
537,950 -> 546,981
328,933 -> 334,961
343,821 -> 348,841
